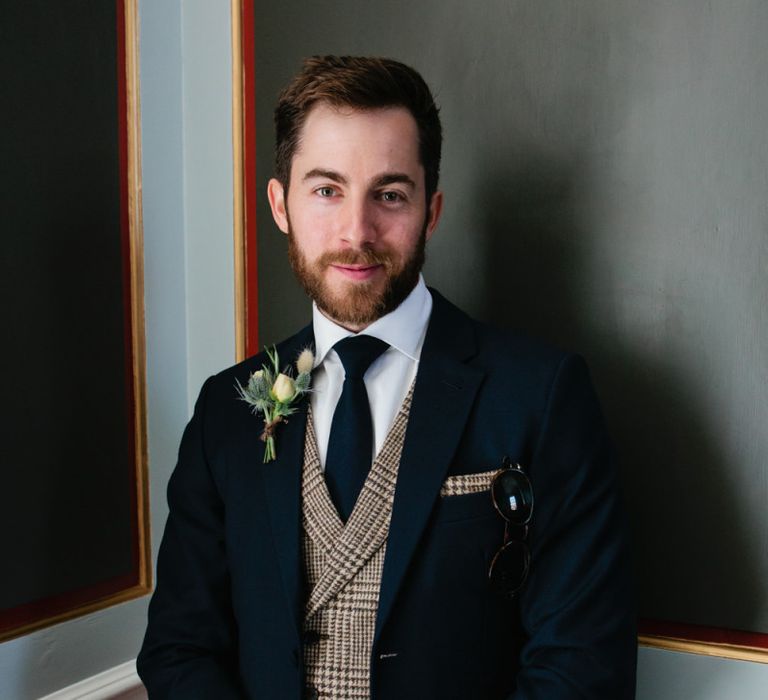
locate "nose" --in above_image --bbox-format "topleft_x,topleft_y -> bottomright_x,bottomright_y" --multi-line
339,196 -> 377,248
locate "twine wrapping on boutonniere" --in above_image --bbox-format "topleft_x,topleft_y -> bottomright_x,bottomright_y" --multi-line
236,345 -> 314,462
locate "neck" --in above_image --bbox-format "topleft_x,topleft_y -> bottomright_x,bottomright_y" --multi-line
316,306 -> 372,333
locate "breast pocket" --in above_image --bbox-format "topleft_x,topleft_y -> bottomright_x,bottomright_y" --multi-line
434,490 -> 496,524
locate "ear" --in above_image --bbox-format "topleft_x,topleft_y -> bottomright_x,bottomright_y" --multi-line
267,178 -> 290,234
424,190 -> 444,241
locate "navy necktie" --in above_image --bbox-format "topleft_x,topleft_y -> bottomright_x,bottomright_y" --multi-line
324,335 -> 390,522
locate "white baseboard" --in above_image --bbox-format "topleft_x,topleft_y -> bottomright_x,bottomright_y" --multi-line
38,660 -> 146,700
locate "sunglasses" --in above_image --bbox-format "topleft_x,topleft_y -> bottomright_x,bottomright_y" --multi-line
488,457 -> 534,597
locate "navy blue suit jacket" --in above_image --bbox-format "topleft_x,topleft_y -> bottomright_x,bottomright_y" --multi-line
138,290 -> 637,698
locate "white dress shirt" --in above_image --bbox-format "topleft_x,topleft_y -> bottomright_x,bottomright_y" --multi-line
310,275 -> 432,470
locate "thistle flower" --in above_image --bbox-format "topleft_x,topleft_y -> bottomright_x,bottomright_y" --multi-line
294,372 -> 311,393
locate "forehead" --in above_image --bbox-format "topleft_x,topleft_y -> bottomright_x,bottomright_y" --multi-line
292,103 -> 423,181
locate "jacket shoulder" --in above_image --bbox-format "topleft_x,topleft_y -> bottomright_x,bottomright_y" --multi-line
430,288 -> 572,373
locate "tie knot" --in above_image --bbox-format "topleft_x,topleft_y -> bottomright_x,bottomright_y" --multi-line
333,335 -> 389,380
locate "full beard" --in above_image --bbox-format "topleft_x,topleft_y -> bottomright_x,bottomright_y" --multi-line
287,229 -> 426,328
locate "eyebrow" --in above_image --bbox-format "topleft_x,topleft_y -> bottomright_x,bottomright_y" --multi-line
373,173 -> 416,190
301,169 -> 416,190
302,168 -> 348,184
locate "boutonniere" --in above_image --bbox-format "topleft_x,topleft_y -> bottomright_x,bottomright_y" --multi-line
236,346 -> 314,462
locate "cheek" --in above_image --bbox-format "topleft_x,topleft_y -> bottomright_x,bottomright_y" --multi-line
293,201 -> 338,233
293,234 -> 323,263
288,210 -> 332,251
386,219 -> 424,249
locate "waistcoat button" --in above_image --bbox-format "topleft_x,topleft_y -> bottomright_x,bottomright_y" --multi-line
303,630 -> 328,645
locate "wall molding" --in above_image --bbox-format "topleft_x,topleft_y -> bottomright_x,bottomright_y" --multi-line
38,660 -> 144,700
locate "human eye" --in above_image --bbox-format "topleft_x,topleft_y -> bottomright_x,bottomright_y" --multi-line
315,186 -> 337,198
378,190 -> 405,203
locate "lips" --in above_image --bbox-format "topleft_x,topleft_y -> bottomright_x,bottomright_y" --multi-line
330,263 -> 383,281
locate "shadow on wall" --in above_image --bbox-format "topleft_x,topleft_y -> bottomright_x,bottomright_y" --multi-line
467,151 -> 763,634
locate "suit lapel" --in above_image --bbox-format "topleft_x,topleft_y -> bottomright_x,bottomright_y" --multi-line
259,324 -> 314,639
374,292 -> 485,645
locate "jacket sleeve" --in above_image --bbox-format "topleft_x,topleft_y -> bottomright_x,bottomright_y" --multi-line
510,354 -> 637,699
137,377 -> 245,699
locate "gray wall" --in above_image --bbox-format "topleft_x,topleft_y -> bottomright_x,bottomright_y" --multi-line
255,0 -> 768,644
254,0 -> 768,697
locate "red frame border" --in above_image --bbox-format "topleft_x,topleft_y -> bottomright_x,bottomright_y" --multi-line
242,0 -> 259,356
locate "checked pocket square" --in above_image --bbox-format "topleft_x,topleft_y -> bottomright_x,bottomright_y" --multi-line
440,468 -> 499,497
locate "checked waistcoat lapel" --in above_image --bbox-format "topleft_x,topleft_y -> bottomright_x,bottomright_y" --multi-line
302,386 -> 414,618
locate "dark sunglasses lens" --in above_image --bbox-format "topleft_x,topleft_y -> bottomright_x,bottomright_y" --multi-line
489,539 -> 530,595
492,470 -> 533,524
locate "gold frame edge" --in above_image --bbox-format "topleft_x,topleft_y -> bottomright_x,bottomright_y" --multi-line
232,0 -> 247,363
125,0 -> 151,599
639,634 -> 768,664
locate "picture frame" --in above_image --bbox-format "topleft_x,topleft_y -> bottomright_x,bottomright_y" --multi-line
0,0 -> 149,642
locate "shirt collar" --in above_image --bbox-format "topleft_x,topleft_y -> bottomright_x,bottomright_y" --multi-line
312,275 -> 433,367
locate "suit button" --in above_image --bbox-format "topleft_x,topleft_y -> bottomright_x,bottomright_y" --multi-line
304,687 -> 319,700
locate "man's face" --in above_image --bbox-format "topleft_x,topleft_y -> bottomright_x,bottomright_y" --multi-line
267,104 -> 443,331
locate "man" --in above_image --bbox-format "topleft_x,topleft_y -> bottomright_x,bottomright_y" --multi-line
138,56 -> 636,699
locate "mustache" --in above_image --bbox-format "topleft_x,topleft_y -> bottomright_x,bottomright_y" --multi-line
317,248 -> 394,268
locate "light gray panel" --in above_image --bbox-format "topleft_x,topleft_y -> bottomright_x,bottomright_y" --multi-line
182,0 -> 236,401
637,646 -> 768,699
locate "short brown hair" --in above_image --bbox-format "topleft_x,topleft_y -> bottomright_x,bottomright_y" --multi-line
274,55 -> 442,198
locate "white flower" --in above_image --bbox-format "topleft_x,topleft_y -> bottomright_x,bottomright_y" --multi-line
251,369 -> 264,380
296,348 -> 314,375
271,373 -> 295,402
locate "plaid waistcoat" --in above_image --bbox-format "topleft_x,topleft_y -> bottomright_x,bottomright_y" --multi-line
301,387 -> 413,699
